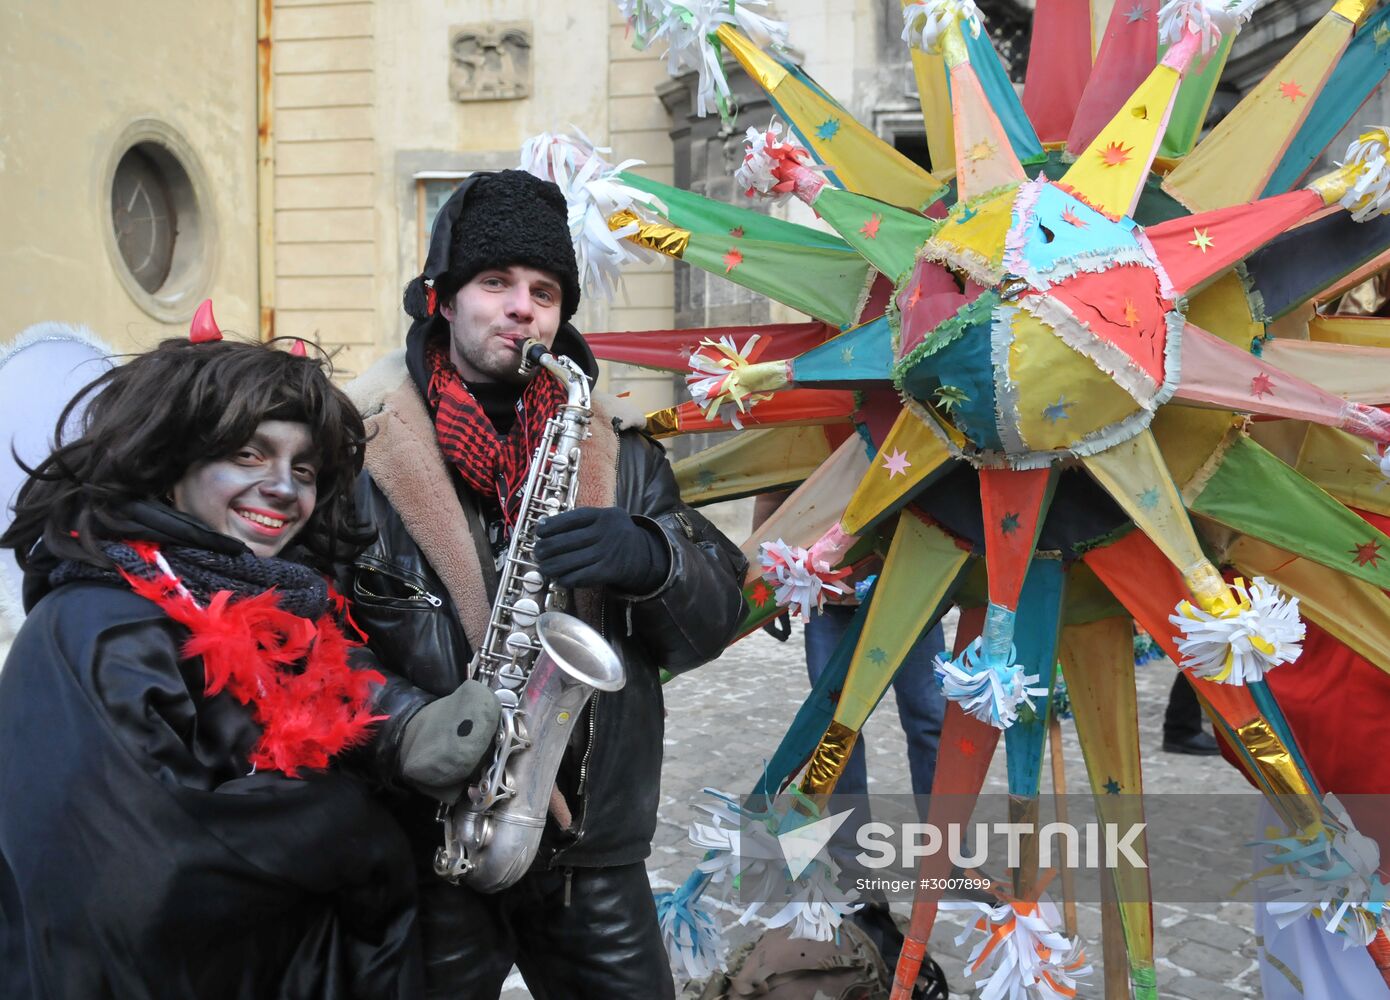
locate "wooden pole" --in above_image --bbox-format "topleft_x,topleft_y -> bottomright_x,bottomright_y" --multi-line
1100,862 -> 1130,1000
256,0 -> 276,342
1047,712 -> 1078,938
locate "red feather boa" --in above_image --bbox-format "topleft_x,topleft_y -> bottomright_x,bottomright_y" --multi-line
118,544 -> 385,777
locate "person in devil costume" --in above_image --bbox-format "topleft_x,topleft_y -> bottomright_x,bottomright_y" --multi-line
0,328 -> 422,999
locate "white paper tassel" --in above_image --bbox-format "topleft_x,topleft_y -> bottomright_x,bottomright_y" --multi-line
1259,794 -> 1390,949
758,538 -> 850,620
901,0 -> 984,55
520,129 -> 668,300
1169,577 -> 1305,685
941,898 -> 1093,1000
616,1 -> 788,119
1339,128 -> 1390,223
689,789 -> 860,943
734,118 -> 816,202
933,638 -> 1045,730
1157,0 -> 1260,55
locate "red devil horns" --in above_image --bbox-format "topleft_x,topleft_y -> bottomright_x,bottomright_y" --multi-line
189,300 -> 222,343
290,340 -> 308,357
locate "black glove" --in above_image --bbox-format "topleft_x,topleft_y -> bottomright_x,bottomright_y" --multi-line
532,506 -> 670,593
398,680 -> 502,803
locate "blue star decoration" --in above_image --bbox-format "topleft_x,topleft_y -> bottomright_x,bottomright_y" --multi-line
867,647 -> 888,664
1136,486 -> 1160,510
957,204 -> 979,223
1104,778 -> 1122,795
1125,2 -> 1148,22
816,118 -> 841,141
1000,512 -> 1021,535
1042,396 -> 1073,423
696,468 -> 717,489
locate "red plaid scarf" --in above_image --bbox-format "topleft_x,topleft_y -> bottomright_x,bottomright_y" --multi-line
426,342 -> 568,526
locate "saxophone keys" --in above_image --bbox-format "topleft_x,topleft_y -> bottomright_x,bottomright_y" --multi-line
510,597 -> 541,627
520,570 -> 545,594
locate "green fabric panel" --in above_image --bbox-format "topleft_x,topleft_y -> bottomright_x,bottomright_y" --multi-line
1189,436 -> 1390,589
618,171 -> 850,251
1158,37 -> 1233,160
813,187 -> 939,282
684,234 -> 870,327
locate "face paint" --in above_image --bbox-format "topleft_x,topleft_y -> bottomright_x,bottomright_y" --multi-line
171,420 -> 319,558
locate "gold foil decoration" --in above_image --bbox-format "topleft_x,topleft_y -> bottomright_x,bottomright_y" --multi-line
801,720 -> 859,795
1235,717 -> 1318,820
714,24 -> 790,92
940,20 -> 970,69
1331,0 -> 1374,27
1181,559 -> 1233,615
644,406 -> 681,438
1307,162 -> 1358,207
608,209 -> 690,259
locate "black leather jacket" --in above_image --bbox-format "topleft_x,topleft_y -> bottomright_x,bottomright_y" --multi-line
345,324 -> 747,871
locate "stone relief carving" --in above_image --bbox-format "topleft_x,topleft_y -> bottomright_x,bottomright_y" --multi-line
449,22 -> 532,102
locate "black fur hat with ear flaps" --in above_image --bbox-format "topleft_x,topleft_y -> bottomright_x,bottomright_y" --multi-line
402,170 -> 580,324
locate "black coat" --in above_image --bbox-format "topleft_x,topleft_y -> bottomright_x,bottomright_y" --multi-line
0,520 -> 421,1000
344,322 -> 748,871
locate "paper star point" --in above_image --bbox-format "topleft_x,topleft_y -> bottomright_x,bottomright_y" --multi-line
1000,512 -> 1021,535
881,448 -> 912,478
723,247 -> 744,273
1250,372 -> 1275,398
967,140 -> 996,162
1352,540 -> 1383,568
1043,396 -> 1073,422
1279,80 -> 1306,102
1189,228 -> 1214,253
860,213 -> 882,239
816,117 -> 841,141
1060,208 -> 1088,229
1125,2 -> 1147,22
1100,141 -> 1134,167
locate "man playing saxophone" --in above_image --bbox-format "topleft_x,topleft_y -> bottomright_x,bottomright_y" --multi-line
343,169 -> 747,998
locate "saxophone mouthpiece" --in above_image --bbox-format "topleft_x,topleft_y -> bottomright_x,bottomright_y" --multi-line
517,338 -> 550,377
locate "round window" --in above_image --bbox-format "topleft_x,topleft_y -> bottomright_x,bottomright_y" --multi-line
103,122 -> 217,322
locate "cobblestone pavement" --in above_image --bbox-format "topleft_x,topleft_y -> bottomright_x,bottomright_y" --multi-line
503,609 -> 1264,999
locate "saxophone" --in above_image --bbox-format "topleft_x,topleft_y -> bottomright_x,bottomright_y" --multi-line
433,339 -> 626,892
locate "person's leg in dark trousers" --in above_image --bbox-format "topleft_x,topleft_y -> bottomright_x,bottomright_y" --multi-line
417,876 -> 517,998
1163,672 -> 1218,754
892,622 -> 947,798
512,862 -> 675,1000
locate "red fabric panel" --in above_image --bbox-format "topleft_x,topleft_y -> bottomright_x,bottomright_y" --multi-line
1023,0 -> 1094,143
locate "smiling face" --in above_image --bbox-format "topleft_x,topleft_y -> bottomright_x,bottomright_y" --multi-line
440,265 -> 564,384
171,420 -> 319,557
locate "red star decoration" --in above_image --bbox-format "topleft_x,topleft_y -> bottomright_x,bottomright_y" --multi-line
1279,80 -> 1306,102
749,579 -> 772,607
860,213 -> 882,239
957,737 -> 977,757
729,225 -> 745,238
1100,141 -> 1133,167
1250,372 -> 1275,398
1123,298 -> 1140,327
1061,208 -> 1087,229
1352,540 -> 1383,568
723,247 -> 744,273
905,283 -> 923,309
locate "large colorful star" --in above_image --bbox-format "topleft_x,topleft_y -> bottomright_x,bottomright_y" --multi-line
882,448 -> 912,478
723,247 -> 744,273
1279,80 -> 1307,103
860,213 -> 882,239
1189,228 -> 1214,253
1352,540 -> 1383,568
1250,372 -> 1275,398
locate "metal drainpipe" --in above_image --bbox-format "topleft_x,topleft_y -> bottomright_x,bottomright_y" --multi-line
257,0 -> 276,342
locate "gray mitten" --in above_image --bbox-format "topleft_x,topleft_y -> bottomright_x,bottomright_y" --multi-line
399,679 -> 502,803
